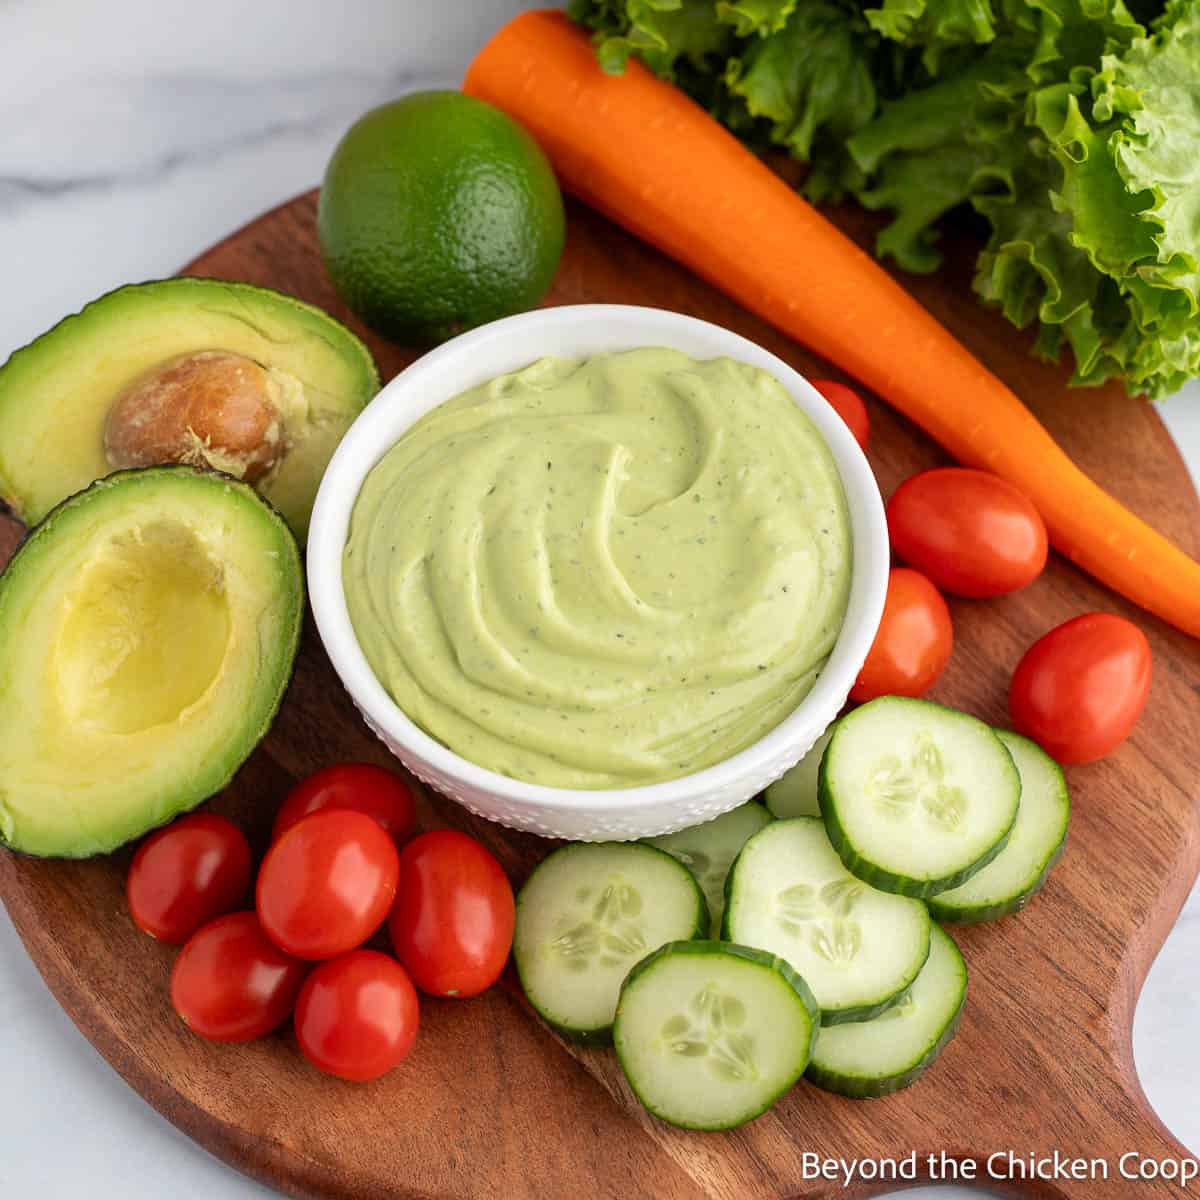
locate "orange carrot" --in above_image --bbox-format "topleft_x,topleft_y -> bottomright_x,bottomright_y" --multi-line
465,10 -> 1200,638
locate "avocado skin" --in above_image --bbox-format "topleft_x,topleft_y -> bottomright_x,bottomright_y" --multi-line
0,277 -> 380,539
0,465 -> 304,859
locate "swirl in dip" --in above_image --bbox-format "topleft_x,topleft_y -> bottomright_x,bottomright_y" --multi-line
343,348 -> 851,788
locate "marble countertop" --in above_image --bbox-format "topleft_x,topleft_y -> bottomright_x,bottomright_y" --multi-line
1,3 -> 1197,1198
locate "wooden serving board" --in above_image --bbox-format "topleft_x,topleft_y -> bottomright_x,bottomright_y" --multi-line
3,190 -> 1200,1200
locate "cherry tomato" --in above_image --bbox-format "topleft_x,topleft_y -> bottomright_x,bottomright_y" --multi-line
388,830 -> 514,998
811,379 -> 870,450
170,911 -> 307,1042
887,468 -> 1048,598
1010,612 -> 1151,764
127,813 -> 252,944
257,810 -> 399,960
851,567 -> 953,703
272,763 -> 416,846
295,950 -> 419,1081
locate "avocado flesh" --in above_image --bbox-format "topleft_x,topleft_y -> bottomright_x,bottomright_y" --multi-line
0,278 -> 379,540
0,466 -> 303,858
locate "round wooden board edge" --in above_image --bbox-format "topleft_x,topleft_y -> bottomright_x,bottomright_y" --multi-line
1,187 -> 1199,1200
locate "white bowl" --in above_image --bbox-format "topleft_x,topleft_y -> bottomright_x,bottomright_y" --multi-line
308,305 -> 888,841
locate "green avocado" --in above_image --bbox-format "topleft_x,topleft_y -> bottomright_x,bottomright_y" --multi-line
0,466 -> 303,858
0,278 -> 379,540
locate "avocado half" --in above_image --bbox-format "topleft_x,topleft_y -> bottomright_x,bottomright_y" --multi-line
0,466 -> 303,858
0,278 -> 379,540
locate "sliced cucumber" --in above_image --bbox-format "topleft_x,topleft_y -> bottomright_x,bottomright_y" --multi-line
723,818 -> 930,1025
806,924 -> 967,1099
646,802 -> 773,935
929,731 -> 1069,923
820,697 -> 1021,897
763,729 -> 833,819
513,842 -> 707,1042
613,940 -> 819,1130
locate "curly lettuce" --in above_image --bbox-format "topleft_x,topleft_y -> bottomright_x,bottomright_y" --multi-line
569,0 -> 1200,399
569,0 -> 887,198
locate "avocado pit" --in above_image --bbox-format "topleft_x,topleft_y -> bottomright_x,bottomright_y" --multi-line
103,350 -> 283,483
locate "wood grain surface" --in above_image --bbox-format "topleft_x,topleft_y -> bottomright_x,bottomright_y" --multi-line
2,189 -> 1199,1200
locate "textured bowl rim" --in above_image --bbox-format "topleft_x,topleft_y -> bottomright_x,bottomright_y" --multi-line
308,304 -> 888,813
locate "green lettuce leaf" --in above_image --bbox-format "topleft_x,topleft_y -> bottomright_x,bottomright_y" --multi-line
848,45 -> 1026,172
973,139 -> 1136,386
1095,0 -> 1200,303
865,0 -> 1000,70
569,0 -> 1200,399
715,0 -> 800,36
845,46 -> 1029,269
1020,0 -> 1200,395
570,0 -> 735,76
724,2 -> 878,160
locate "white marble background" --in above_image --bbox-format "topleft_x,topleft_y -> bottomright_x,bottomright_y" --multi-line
0,2 -> 1197,1198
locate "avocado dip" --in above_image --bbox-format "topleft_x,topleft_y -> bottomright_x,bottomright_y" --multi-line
343,348 -> 851,788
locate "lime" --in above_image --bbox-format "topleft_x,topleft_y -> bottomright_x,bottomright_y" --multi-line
318,91 -> 565,344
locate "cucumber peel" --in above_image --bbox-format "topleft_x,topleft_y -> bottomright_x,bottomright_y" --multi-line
614,940 -> 819,1130
806,925 -> 967,1099
820,697 -> 1021,898
724,817 -> 931,1025
513,842 -> 708,1043
929,730 -> 1069,923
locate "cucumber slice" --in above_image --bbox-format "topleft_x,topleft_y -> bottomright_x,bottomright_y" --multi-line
929,731 -> 1069,923
723,818 -> 930,1025
646,802 -> 773,935
613,940 -> 819,1130
763,729 -> 833,819
513,842 -> 707,1042
820,697 -> 1021,897
806,924 -> 967,1098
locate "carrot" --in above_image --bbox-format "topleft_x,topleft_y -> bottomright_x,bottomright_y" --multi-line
465,9 -> 1200,638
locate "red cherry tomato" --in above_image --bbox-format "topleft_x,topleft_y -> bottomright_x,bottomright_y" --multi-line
811,379 -> 870,450
127,813 -> 252,944
170,911 -> 307,1042
257,810 -> 399,960
388,830 -> 514,998
887,468 -> 1048,598
295,950 -> 419,1081
851,567 -> 953,703
272,763 -> 416,846
1010,613 -> 1151,764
